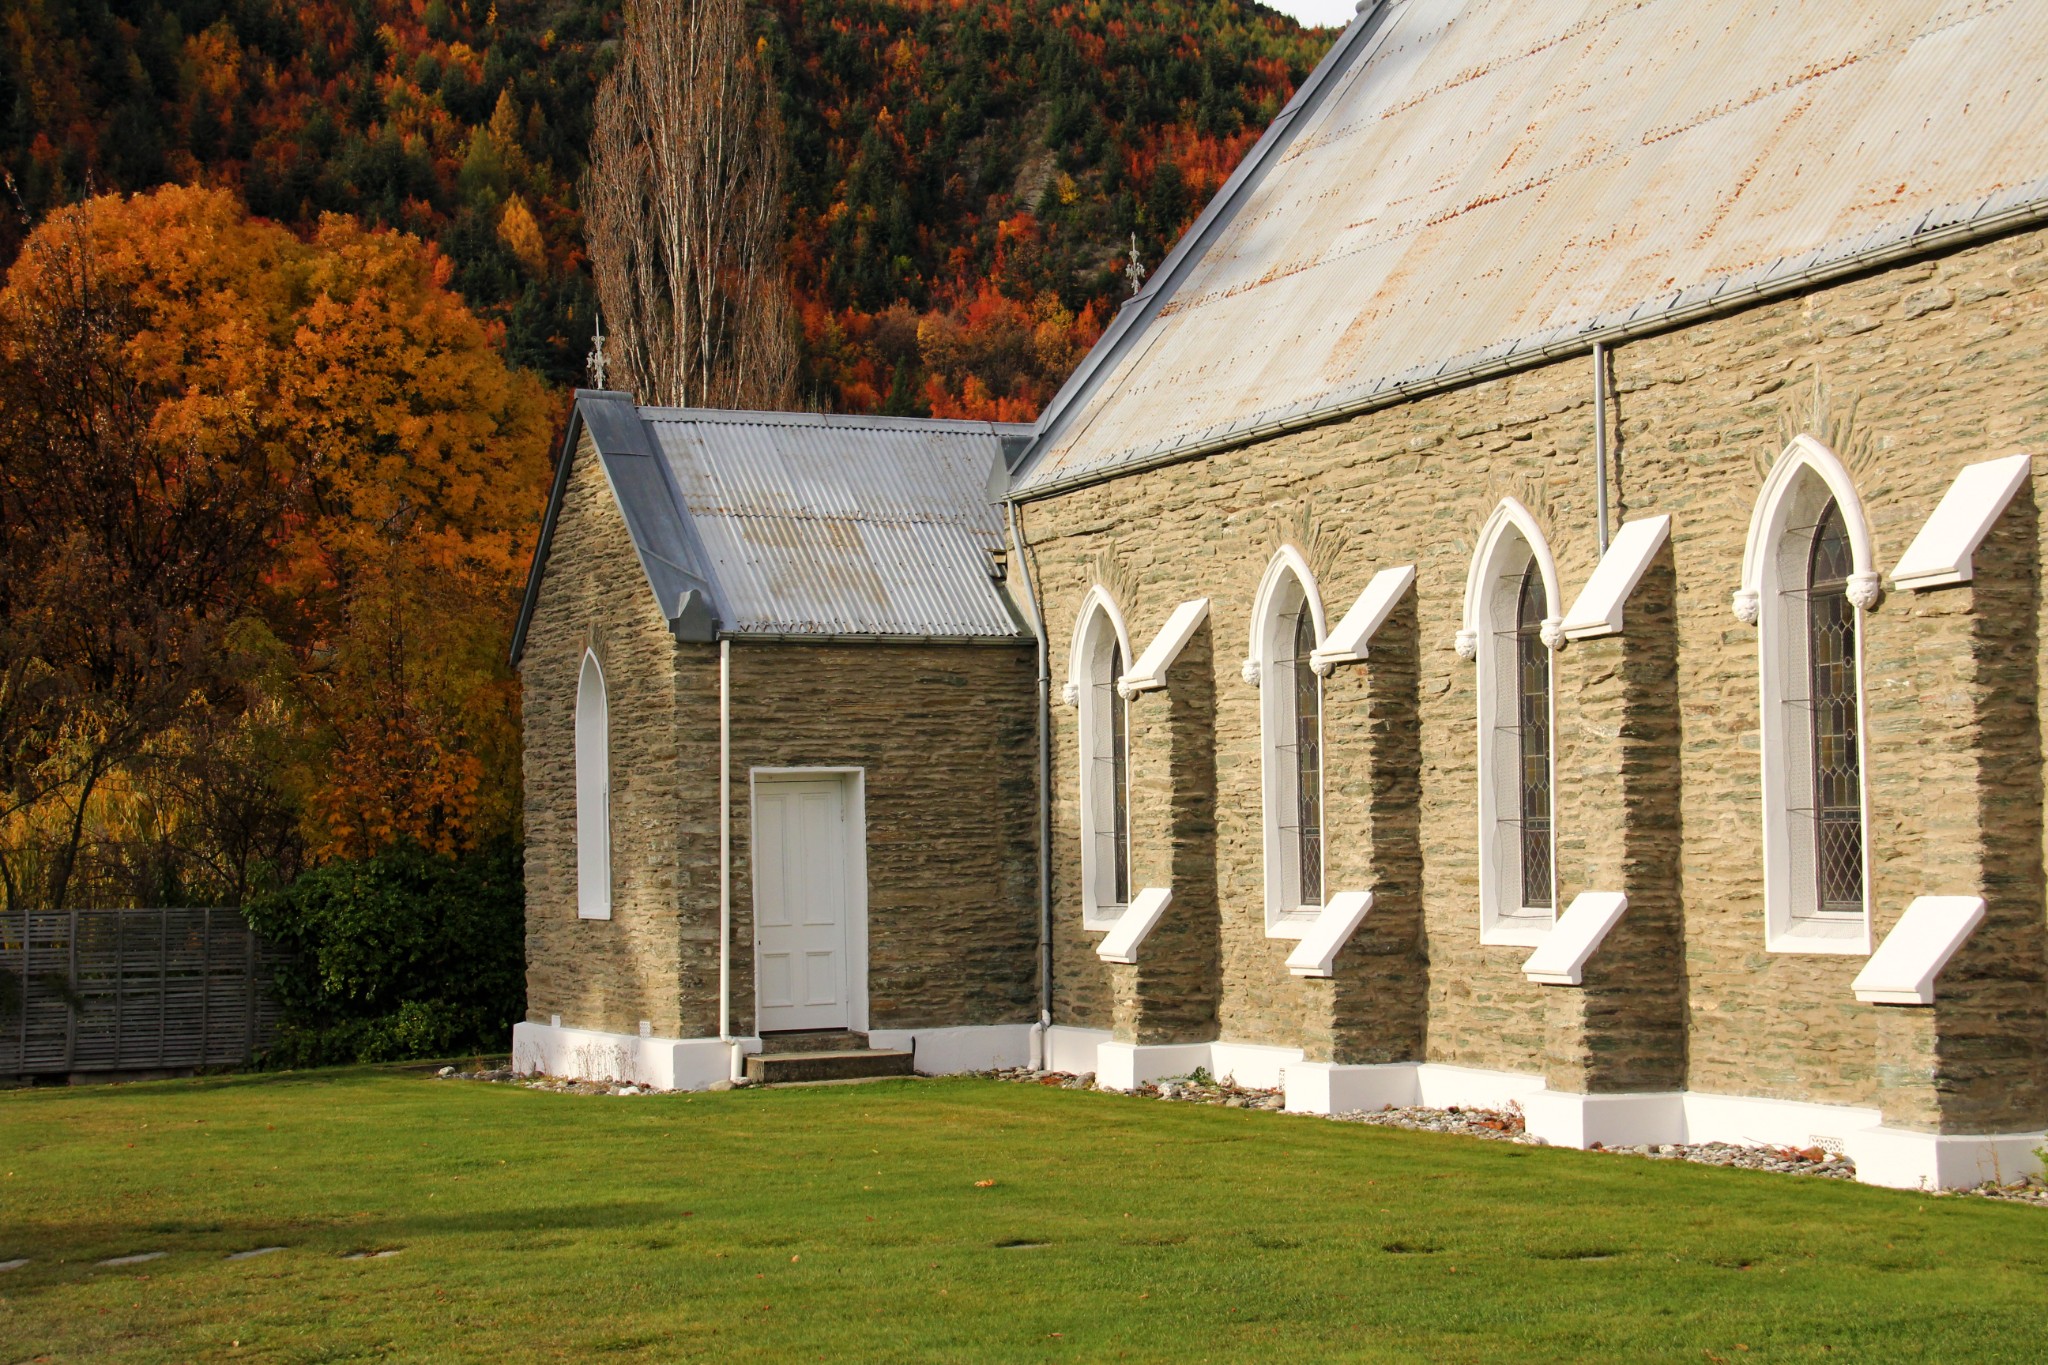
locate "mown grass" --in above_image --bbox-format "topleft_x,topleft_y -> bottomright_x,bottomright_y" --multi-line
1,1068 -> 2044,1363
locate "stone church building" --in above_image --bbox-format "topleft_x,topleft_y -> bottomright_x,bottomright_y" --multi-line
511,0 -> 2048,1188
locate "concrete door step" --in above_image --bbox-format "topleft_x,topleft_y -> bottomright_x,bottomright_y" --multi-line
745,1048 -> 915,1085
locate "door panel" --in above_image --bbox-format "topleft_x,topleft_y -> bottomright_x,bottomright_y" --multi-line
753,778 -> 854,1032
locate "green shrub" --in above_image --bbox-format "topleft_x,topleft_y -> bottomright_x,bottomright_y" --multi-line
243,841 -> 523,1067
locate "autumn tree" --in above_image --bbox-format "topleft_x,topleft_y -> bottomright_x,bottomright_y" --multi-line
0,186 -> 551,907
584,0 -> 800,408
0,197 -> 289,908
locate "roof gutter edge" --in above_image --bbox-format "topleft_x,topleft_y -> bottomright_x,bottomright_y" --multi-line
1009,194 -> 2048,504
714,630 -> 1033,646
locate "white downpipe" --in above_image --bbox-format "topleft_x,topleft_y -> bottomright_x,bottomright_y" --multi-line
1593,341 -> 1611,554
719,637 -> 740,1082
1006,499 -> 1055,1066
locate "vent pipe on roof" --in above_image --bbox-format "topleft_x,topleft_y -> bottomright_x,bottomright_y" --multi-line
1593,342 -> 1611,555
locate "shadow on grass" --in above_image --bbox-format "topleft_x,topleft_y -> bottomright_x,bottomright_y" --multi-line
0,1201 -> 690,1285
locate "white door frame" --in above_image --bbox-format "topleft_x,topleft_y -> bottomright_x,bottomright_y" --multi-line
749,767 -> 869,1035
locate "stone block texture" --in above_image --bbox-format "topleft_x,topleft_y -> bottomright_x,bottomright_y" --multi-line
1112,621 -> 1221,1045
521,431 -> 707,1039
522,440 -> 1038,1041
722,642 -> 1038,1034
1021,228 -> 2048,1134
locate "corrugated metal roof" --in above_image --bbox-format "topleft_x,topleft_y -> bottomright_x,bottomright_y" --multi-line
1015,0 -> 2048,493
643,408 -> 1028,639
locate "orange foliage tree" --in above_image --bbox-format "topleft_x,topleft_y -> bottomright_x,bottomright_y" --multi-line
0,185 -> 551,905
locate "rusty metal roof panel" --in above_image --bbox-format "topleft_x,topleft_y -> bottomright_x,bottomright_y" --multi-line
1015,0 -> 2048,494
640,408 -> 1026,639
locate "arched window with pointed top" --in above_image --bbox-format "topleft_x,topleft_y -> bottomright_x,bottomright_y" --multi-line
1071,590 -> 1133,929
1251,548 -> 1326,933
1739,436 -> 1876,953
1460,499 -> 1562,945
576,649 -> 612,920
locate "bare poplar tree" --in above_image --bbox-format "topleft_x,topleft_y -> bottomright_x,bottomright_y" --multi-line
584,0 -> 799,409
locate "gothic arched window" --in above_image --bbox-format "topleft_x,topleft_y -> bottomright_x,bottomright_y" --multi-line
1253,549 -> 1326,931
1072,592 -> 1133,927
576,649 -> 612,920
1461,498 -> 1561,944
1740,435 -> 1875,953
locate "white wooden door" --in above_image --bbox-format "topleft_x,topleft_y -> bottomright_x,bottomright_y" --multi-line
752,778 -> 854,1032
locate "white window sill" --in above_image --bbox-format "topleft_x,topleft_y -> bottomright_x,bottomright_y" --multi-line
1264,907 -> 1322,941
1480,913 -> 1554,947
1768,915 -> 1871,956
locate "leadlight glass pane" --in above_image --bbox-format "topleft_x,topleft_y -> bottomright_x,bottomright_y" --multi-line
1807,502 -> 1863,913
1291,608 -> 1323,907
1109,642 -> 1130,906
1516,565 -> 1553,909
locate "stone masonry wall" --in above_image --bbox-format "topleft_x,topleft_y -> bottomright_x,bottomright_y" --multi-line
723,641 -> 1039,1035
1112,620 -> 1222,1045
1021,227 -> 2048,1131
521,431 -> 706,1039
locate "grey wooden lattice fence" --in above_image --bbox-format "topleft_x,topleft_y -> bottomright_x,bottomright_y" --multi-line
0,909 -> 287,1077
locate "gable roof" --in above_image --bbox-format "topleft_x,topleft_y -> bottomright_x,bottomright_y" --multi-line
1013,0 -> 2048,494
511,393 -> 1028,661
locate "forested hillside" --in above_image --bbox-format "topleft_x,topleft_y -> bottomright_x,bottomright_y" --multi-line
0,0 -> 1331,912
2,0 -> 1334,415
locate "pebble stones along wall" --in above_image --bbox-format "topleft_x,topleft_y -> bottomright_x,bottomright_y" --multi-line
1020,227 -> 2048,1135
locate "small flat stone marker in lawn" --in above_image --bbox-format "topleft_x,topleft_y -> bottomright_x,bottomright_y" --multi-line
341,1249 -> 403,1260
0,1259 -> 27,1272
226,1247 -> 286,1260
98,1252 -> 167,1267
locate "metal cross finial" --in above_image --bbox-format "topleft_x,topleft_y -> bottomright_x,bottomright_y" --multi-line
1125,233 -> 1146,295
587,306 -> 608,389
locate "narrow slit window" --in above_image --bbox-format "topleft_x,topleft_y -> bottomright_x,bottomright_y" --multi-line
1077,600 -> 1131,925
1514,564 -> 1553,910
575,650 -> 611,920
1256,553 -> 1327,929
1806,501 -> 1863,914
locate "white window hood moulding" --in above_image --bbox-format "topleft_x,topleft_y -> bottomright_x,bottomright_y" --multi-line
1890,454 -> 2032,591
1118,599 -> 1209,697
1521,892 -> 1629,985
1310,565 -> 1415,671
1284,891 -> 1374,977
1096,886 -> 1171,964
1560,516 -> 1671,641
1851,896 -> 1987,1005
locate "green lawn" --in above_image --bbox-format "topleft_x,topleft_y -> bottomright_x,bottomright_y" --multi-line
1,1070 -> 2044,1363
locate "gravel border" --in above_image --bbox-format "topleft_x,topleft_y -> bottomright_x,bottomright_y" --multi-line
979,1066 -> 1858,1179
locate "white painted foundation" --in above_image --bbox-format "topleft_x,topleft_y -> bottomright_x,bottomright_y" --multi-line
511,1021 -> 755,1091
1040,1032 -> 2045,1191
514,1021 -> 2044,1190
512,1020 -> 1036,1091
866,1023 -> 1036,1073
